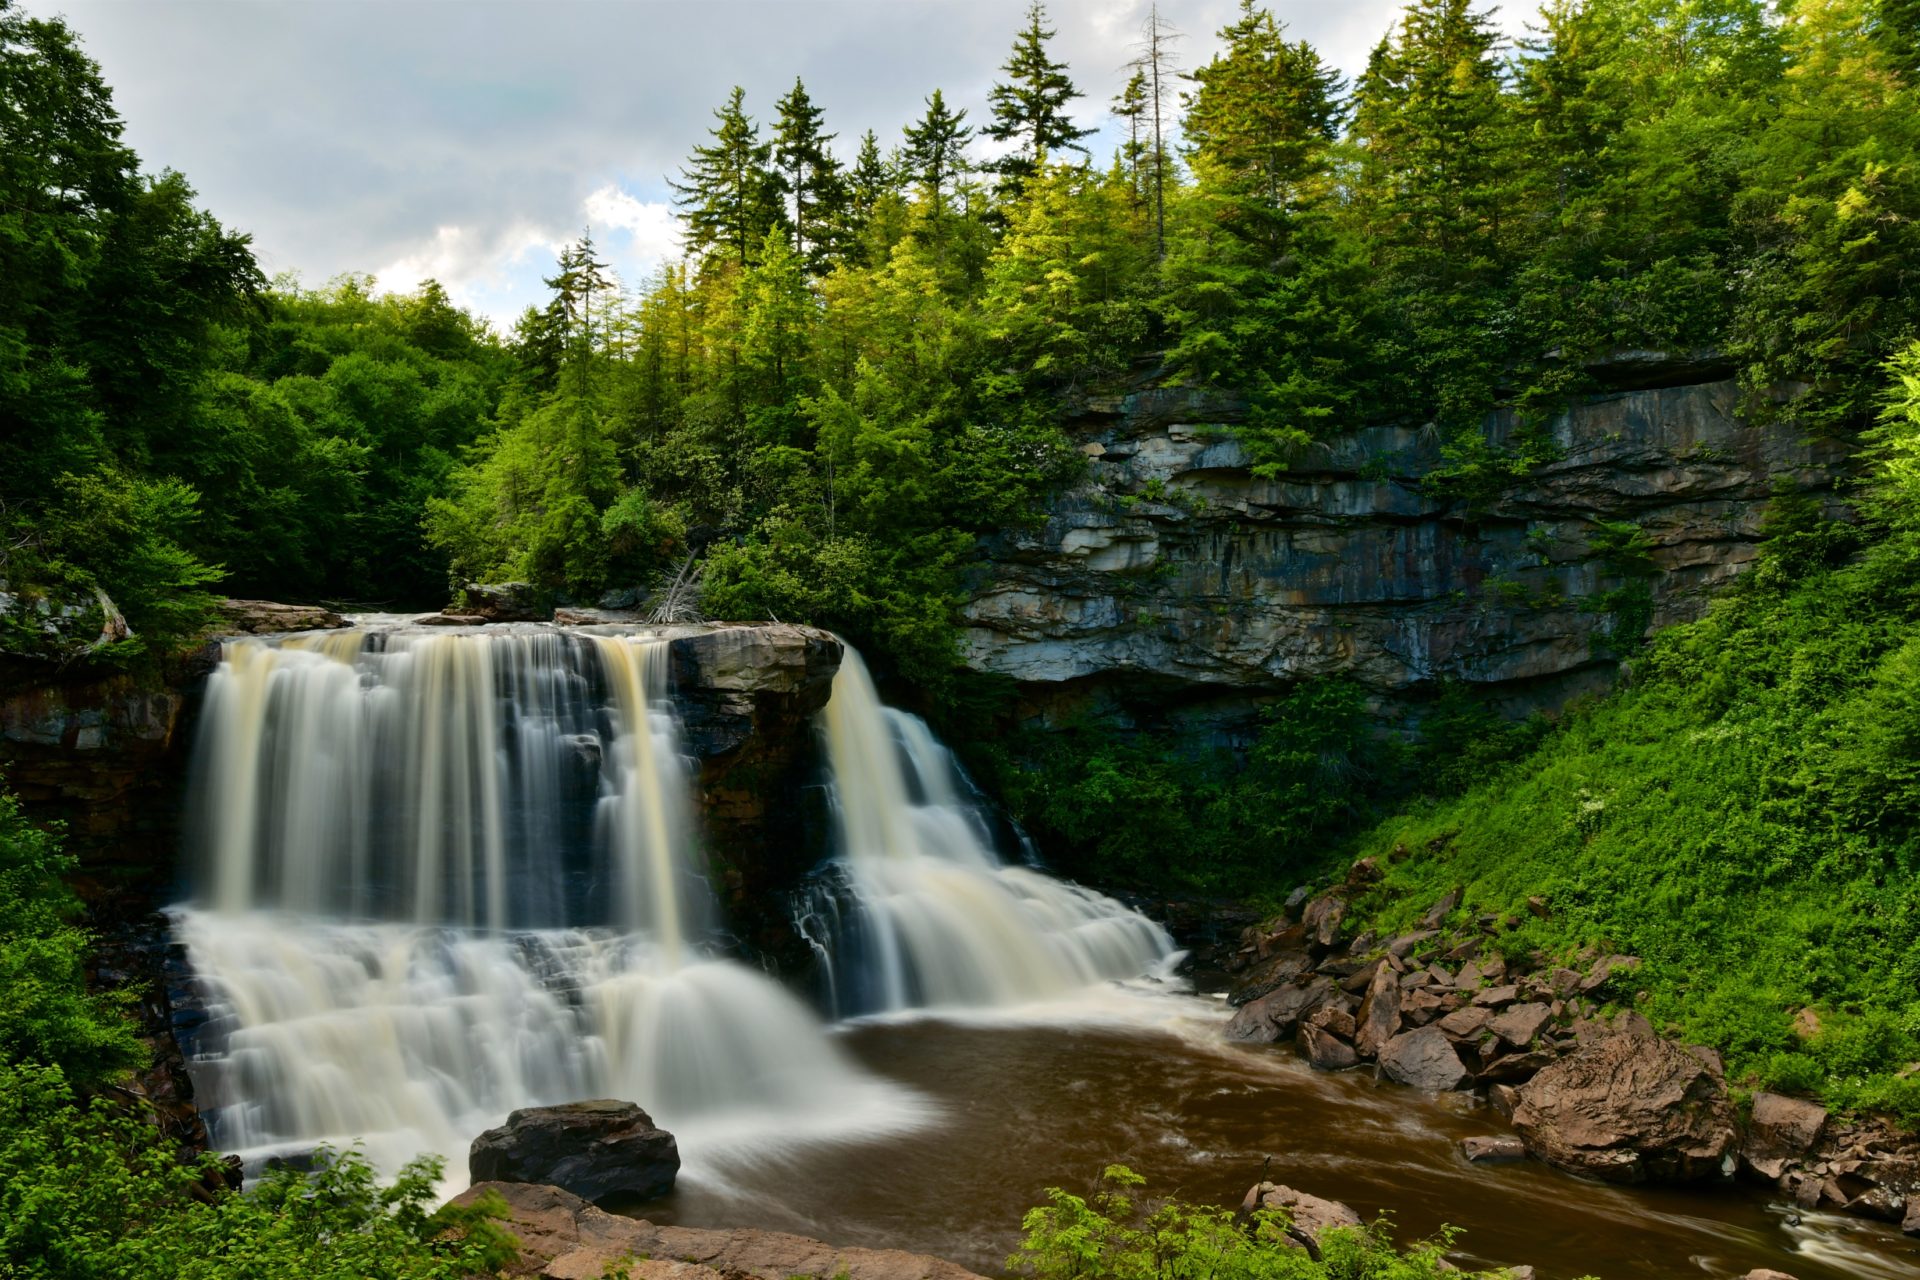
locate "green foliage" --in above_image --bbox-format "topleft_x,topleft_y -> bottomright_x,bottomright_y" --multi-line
1009,1166 -> 1530,1280
0,790 -> 144,1083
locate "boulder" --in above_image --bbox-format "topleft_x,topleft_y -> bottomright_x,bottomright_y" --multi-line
452,1181 -> 983,1280
1472,985 -> 1520,1008
1302,895 -> 1346,950
1510,1033 -> 1736,1184
1488,1002 -> 1553,1049
1225,977 -> 1334,1043
469,1100 -> 680,1204
1354,964 -> 1404,1059
452,581 -> 547,622
1436,1006 -> 1492,1042
1300,1022 -> 1359,1071
1236,1182 -> 1362,1260
1461,1135 -> 1527,1162
1739,1092 -> 1828,1181
1378,1026 -> 1470,1091
1737,1272 -> 1800,1280
217,599 -> 346,635
1476,1049 -> 1557,1085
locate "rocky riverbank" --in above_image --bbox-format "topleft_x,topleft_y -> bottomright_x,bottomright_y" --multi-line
1205,857 -> 1920,1240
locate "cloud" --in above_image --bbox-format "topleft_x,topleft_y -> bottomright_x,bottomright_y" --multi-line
28,0 -> 1531,328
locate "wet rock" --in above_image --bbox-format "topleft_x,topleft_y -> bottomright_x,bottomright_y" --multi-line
1488,1002 -> 1553,1049
1355,964 -> 1404,1059
1303,896 -> 1347,950
452,581 -> 547,622
1489,1083 -> 1521,1121
217,599 -> 347,635
469,1100 -> 680,1205
1737,1272 -> 1800,1280
1300,1021 -> 1360,1072
454,1181 -> 983,1280
1237,1182 -> 1363,1259
1905,1197 -> 1920,1236
1225,977 -> 1334,1044
1461,1135 -> 1527,1163
1511,1033 -> 1736,1184
1378,1026 -> 1470,1091
414,612 -> 488,625
1741,1093 -> 1828,1181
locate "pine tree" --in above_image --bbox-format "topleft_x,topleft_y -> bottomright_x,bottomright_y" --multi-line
773,77 -> 849,273
1183,1 -> 1344,214
900,89 -> 973,224
1131,5 -> 1182,257
672,87 -> 784,268
1112,69 -> 1149,207
985,2 -> 1093,199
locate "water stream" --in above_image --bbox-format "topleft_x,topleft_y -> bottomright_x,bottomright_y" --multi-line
169,624 -> 1920,1279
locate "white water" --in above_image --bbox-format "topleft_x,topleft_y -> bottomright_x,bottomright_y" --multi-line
809,648 -> 1176,1014
178,627 -> 921,1187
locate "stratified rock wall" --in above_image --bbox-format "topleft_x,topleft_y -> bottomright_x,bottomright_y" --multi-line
962,378 -> 1851,723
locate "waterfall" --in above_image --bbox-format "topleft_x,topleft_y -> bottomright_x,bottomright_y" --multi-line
175,626 -> 919,1185
806,647 -> 1176,1014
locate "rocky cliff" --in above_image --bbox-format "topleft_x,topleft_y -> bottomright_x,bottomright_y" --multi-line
961,374 -> 1852,729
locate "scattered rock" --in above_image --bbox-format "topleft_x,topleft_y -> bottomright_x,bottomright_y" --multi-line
1388,930 -> 1437,959
1488,1002 -> 1553,1049
1741,1093 -> 1829,1181
1300,1021 -> 1360,1071
1476,1049 -> 1557,1085
1303,896 -> 1347,950
1525,895 -> 1551,918
1437,1006 -> 1492,1042
1421,890 -> 1462,929
1904,1197 -> 1920,1236
1461,1135 -> 1527,1163
1791,1008 -> 1822,1039
413,612 -> 488,626
217,599 -> 346,635
1237,1183 -> 1363,1259
469,1100 -> 680,1205
1472,985 -> 1520,1009
1355,964 -> 1404,1059
1346,857 -> 1383,888
1510,1033 -> 1736,1184
1577,955 -> 1641,994
1378,1026 -> 1470,1091
453,1181 -> 983,1280
1225,977 -> 1334,1043
1488,1083 -> 1521,1121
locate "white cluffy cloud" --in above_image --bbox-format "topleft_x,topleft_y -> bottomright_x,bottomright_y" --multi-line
583,185 -> 683,264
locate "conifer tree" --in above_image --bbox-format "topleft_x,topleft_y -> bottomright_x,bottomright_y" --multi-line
1112,69 -> 1149,207
900,89 -> 973,224
773,77 -> 848,273
1183,1 -> 1343,213
1131,5 -> 1182,257
672,87 -> 784,268
985,2 -> 1093,199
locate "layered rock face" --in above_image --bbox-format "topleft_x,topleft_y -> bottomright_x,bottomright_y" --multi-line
962,376 -> 1851,723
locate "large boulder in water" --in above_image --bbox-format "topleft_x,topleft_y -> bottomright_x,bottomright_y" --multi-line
1510,1032 -> 1736,1184
1236,1182 -> 1363,1260
469,1100 -> 679,1204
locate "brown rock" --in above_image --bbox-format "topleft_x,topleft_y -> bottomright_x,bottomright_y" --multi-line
1904,1196 -> 1920,1236
1578,955 -> 1641,994
1302,896 -> 1347,950
1237,1182 -> 1363,1259
1421,889 -> 1461,928
1300,1022 -> 1360,1071
1388,930 -> 1437,959
1741,1093 -> 1828,1181
1402,988 -> 1452,1027
1304,1004 -> 1356,1041
1346,856 -> 1383,887
1378,1026 -> 1470,1091
1472,985 -> 1520,1008
1476,1050 -> 1557,1085
1738,1272 -> 1801,1280
1488,1083 -> 1521,1121
469,1100 -> 679,1205
452,1181 -> 982,1280
1488,1002 -> 1553,1049
1225,977 -> 1334,1043
1525,895 -> 1551,918
1791,1008 -> 1822,1039
1510,1032 -> 1736,1184
1436,1004 -> 1490,1037
1461,1135 -> 1527,1162
1354,964 -> 1404,1059
217,599 -> 347,635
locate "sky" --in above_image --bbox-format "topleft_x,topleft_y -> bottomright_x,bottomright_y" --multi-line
30,0 -> 1528,331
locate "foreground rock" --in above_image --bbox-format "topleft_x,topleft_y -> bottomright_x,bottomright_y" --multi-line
452,1181 -> 983,1280
1510,1032 -> 1736,1184
217,599 -> 346,635
469,1101 -> 679,1205
1236,1182 -> 1362,1260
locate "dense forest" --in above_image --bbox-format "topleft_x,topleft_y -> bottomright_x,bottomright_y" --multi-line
5,0 -> 1920,1270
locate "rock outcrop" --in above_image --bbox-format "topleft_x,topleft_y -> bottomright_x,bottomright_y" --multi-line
469,1101 -> 679,1205
451,1181 -> 983,1280
962,376 -> 1851,726
1235,1182 -> 1363,1260
215,599 -> 345,634
1510,1032 -> 1737,1183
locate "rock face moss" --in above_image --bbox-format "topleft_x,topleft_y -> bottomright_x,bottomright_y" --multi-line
961,374 -> 1852,724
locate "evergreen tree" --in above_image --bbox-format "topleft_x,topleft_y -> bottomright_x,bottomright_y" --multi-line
672,87 -> 783,268
984,2 -> 1093,199
1183,1 -> 1344,214
772,77 -> 848,273
1131,5 -> 1182,257
900,89 -> 973,224
1112,69 -> 1150,207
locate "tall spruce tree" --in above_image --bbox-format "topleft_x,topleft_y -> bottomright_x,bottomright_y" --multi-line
672,86 -> 783,268
1183,1 -> 1344,213
985,2 -> 1093,199
901,88 -> 973,224
772,77 -> 848,273
1131,4 -> 1182,257
1112,68 -> 1150,207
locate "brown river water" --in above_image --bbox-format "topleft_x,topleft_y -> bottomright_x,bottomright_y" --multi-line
643,996 -> 1920,1280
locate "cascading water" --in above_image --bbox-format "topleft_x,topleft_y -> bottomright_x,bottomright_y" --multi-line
801,647 -> 1176,1015
174,625 -> 919,1185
